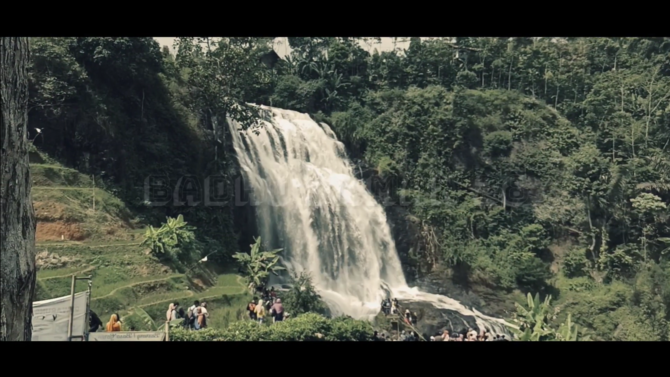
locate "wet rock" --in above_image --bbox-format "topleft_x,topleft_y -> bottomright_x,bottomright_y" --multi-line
397,299 -> 479,339
411,266 -> 516,319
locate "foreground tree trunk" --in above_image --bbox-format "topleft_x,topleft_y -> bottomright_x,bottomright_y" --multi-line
0,37 -> 36,341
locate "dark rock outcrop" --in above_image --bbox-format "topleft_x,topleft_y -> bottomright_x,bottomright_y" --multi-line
409,265 -> 518,326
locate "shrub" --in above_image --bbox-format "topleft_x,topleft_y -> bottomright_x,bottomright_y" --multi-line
140,215 -> 199,264
169,313 -> 374,341
282,272 -> 328,316
233,236 -> 285,292
484,130 -> 514,158
563,249 -> 589,278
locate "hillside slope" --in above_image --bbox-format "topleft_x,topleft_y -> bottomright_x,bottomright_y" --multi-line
31,150 -> 249,330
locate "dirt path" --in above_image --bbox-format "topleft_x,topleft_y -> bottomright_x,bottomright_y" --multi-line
38,266 -> 96,280
92,273 -> 247,302
136,283 -> 246,309
82,242 -> 141,248
136,291 -> 195,308
36,242 -> 141,247
32,186 -> 97,190
108,275 -> 248,323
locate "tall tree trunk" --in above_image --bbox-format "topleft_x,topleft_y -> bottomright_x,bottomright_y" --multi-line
498,66 -> 502,88
0,37 -> 36,341
491,66 -> 495,88
507,57 -> 513,90
544,63 -> 548,96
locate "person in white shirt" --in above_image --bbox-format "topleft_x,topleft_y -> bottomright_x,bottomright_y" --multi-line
166,303 -> 176,322
187,300 -> 200,329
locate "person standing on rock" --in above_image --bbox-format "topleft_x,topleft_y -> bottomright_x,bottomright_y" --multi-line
106,314 -> 121,332
166,303 -> 176,322
192,303 -> 203,330
255,299 -> 266,324
173,303 -> 180,319
442,329 -> 450,341
197,302 -> 209,329
187,300 -> 199,329
248,300 -> 257,320
89,310 -> 104,332
271,298 -> 284,322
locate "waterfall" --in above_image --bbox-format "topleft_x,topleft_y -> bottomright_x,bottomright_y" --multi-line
228,105 -> 514,336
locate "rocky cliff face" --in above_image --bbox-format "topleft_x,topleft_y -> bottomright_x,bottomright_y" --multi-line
351,158 -> 428,284
352,158 -> 517,334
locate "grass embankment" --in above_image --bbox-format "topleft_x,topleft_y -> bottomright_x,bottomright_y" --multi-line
32,156 -> 249,331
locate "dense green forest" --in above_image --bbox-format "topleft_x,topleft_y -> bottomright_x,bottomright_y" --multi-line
28,37 -> 670,341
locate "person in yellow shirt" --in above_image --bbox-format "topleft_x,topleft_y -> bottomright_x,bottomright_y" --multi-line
255,299 -> 266,324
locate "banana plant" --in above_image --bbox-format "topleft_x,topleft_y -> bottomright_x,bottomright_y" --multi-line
140,215 -> 196,261
554,313 -> 582,341
233,236 -> 285,292
511,293 -> 556,341
128,307 -> 158,331
141,225 -> 166,254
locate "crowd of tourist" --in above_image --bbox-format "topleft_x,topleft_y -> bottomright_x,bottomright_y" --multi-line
90,291 -> 510,340
377,297 -> 510,341
373,328 -> 508,341
427,328 -> 509,341
246,287 -> 289,324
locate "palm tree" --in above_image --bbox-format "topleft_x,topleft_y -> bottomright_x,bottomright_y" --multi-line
233,236 -> 285,292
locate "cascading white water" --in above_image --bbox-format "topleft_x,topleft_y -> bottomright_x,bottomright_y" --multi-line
229,105 -> 515,336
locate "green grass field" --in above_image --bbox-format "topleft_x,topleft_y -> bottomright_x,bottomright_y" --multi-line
32,156 -> 249,331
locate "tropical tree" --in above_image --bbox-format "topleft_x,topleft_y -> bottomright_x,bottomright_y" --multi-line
555,313 -> 580,341
511,293 -> 587,341
282,272 -> 328,316
125,307 -> 158,331
174,37 -> 274,130
511,293 -> 556,341
233,236 -> 285,292
141,215 -> 198,263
